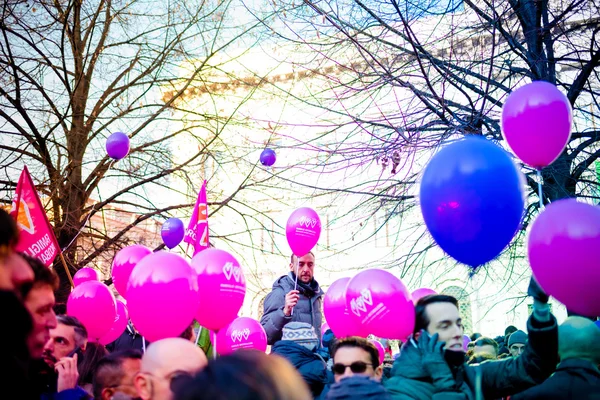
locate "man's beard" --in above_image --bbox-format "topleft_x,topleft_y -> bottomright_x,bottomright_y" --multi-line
41,349 -> 58,368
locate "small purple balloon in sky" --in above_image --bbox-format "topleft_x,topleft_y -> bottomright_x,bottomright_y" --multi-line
260,148 -> 276,166
106,132 -> 130,160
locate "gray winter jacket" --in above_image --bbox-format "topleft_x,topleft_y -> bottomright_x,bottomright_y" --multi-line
260,272 -> 324,345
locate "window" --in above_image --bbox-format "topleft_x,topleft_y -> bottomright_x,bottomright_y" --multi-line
441,286 -> 473,335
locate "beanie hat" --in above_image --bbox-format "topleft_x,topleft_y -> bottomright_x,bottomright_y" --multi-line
508,330 -> 528,347
326,376 -> 391,400
282,322 -> 319,351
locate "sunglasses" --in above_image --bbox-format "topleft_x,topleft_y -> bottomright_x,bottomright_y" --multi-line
332,361 -> 372,375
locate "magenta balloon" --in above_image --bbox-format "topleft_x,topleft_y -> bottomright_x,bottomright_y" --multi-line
286,207 -> 322,257
111,245 -> 152,298
323,277 -> 368,338
411,288 -> 437,304
99,300 -> 129,345
67,281 -> 116,341
127,251 -> 199,342
528,199 -> 600,316
346,269 -> 414,340
370,340 -> 385,364
462,334 -> 470,351
73,267 -> 100,287
216,317 -> 267,355
191,249 -> 246,331
501,81 -> 572,168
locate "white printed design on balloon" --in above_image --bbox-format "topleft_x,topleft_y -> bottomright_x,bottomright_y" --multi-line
350,289 -> 373,317
223,262 -> 243,283
230,328 -> 251,342
298,216 -> 318,229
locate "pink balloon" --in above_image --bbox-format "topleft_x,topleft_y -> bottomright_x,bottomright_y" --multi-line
463,334 -> 470,351
99,300 -> 129,345
73,267 -> 100,286
216,317 -> 267,355
346,269 -> 414,340
528,199 -> 600,316
67,281 -> 116,341
321,322 -> 330,338
323,277 -> 369,338
191,249 -> 246,331
411,288 -> 437,304
501,81 -> 572,168
111,245 -> 152,298
127,251 -> 199,342
286,207 -> 322,256
370,340 -> 385,364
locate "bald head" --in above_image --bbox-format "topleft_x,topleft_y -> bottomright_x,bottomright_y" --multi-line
136,338 -> 207,400
559,317 -> 600,364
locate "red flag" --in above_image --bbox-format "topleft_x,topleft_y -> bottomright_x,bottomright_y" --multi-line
184,180 -> 209,255
9,166 -> 60,267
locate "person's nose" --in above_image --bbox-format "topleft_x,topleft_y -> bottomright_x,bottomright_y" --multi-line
341,366 -> 354,379
46,310 -> 57,329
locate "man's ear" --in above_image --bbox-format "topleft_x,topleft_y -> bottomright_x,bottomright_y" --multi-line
134,373 -> 151,400
101,387 -> 114,400
374,365 -> 383,382
413,331 -> 421,341
81,342 -> 87,351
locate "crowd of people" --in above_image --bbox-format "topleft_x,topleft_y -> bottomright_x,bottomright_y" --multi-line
2,209 -> 600,400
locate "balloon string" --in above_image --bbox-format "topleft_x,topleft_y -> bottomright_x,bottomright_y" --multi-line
291,257 -> 299,316
213,332 -> 217,360
142,337 -> 146,353
195,326 -> 202,346
537,169 -> 544,210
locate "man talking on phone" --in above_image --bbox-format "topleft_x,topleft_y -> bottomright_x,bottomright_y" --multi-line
260,252 -> 324,345
33,315 -> 90,399
385,277 -> 558,399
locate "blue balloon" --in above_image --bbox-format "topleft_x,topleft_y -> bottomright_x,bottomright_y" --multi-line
260,148 -> 276,166
161,218 -> 185,249
419,137 -> 525,268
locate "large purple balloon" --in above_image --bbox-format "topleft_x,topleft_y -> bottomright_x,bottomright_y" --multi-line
216,317 -> 267,355
260,148 -> 276,167
191,249 -> 246,331
67,281 -> 117,341
161,218 -> 185,249
111,245 -> 152,298
73,267 -> 100,287
502,81 -> 572,168
286,207 -> 321,257
323,277 -> 368,338
345,269 -> 414,340
127,251 -> 199,342
528,199 -> 600,316
106,132 -> 130,160
99,300 -> 128,346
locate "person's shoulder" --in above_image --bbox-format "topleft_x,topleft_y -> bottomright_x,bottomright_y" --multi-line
270,274 -> 293,291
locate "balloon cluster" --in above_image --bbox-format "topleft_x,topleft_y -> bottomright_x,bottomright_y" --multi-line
420,81 -> 600,316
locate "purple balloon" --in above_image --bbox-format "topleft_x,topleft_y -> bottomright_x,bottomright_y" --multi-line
323,277 -> 369,338
73,267 -> 100,286
502,81 -> 572,168
111,245 -> 152,298
462,334 -> 470,351
67,281 -> 117,341
286,207 -> 321,257
528,199 -> 600,317
161,218 -> 185,249
260,148 -> 276,166
127,251 -> 199,342
106,132 -> 130,160
345,269 -> 414,340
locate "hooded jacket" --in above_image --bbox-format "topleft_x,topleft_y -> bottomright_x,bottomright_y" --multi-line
272,340 -> 328,398
384,314 -> 558,400
260,272 -> 324,345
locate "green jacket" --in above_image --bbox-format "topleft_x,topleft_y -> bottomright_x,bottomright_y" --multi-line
384,315 -> 558,400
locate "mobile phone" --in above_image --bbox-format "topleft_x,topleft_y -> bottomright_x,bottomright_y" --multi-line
66,347 -> 83,358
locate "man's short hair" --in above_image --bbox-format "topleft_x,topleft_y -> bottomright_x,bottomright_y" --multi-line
0,208 -> 19,252
57,314 -> 88,347
330,337 -> 380,368
93,349 -> 143,399
289,251 -> 315,264
19,254 -> 60,299
474,337 -> 498,353
414,294 -> 459,334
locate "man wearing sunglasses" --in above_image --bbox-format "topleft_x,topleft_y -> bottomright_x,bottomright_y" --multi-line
261,252 -> 324,345
385,277 -> 558,399
330,337 -> 383,383
134,337 -> 207,400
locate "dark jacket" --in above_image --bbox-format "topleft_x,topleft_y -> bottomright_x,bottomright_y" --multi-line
106,323 -> 148,353
326,376 -> 392,400
272,340 -> 328,398
511,358 -> 600,400
384,315 -> 558,400
260,272 -> 324,345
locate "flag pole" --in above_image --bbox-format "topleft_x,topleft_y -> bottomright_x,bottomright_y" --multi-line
59,253 -> 75,288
